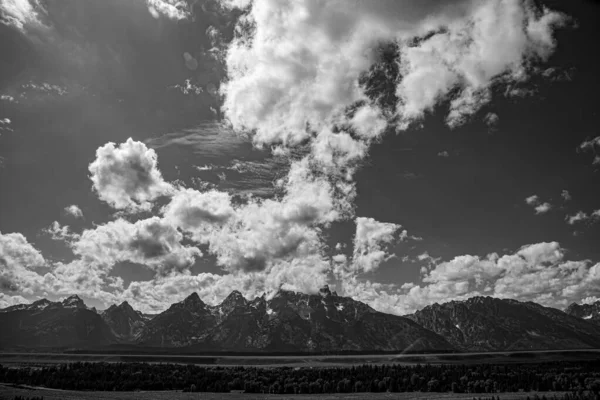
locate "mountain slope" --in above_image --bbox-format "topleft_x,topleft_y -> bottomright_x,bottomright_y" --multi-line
138,286 -> 454,352
101,301 -> 147,342
0,296 -> 115,349
405,296 -> 600,351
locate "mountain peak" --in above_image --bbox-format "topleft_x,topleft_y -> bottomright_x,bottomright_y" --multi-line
319,285 -> 332,296
182,292 -> 206,309
221,290 -> 247,309
62,295 -> 86,308
118,300 -> 132,309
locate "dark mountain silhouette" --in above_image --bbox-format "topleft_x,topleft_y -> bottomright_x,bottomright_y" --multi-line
0,295 -> 114,349
4,292 -> 600,352
405,296 -> 600,351
137,286 -> 453,352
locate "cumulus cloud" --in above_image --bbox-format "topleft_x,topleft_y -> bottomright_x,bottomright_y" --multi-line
341,242 -> 600,315
64,204 -> 83,219
177,158 -> 348,273
562,190 -> 571,202
437,151 -> 449,158
89,138 -> 173,211
72,217 -> 201,276
221,0 -> 566,150
0,231 -> 46,294
396,1 -> 566,128
351,217 -> 402,273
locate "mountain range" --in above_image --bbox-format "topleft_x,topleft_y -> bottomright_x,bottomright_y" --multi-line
2,287 -> 600,353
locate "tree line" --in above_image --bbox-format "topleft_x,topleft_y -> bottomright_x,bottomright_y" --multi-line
2,361 -> 600,395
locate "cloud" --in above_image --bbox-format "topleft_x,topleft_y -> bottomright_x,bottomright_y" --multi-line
566,210 -> 600,226
534,202 -> 552,214
0,117 -> 12,133
525,195 -> 539,206
0,293 -> 28,309
341,242 -> 600,315
484,112 -> 499,128
89,139 -> 173,212
169,79 -> 203,95
437,151 -> 449,158
579,136 -> 600,165
525,194 -> 552,214
221,0 -> 565,148
0,0 -> 47,32
192,158 -> 349,273
395,1 -> 567,129
0,231 -> 46,294
162,188 -> 235,242
43,221 -> 80,242
0,95 -> 15,102
146,0 -> 191,20
64,204 -> 83,219
351,217 -> 402,273
71,217 -> 201,276
561,190 -> 571,202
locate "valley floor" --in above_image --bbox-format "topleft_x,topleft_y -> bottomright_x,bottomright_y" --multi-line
2,349 -> 600,368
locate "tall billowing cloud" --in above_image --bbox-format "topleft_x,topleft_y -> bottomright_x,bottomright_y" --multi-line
351,217 -> 402,273
89,138 -> 173,211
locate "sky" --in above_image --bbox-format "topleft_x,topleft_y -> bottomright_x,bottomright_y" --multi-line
1,0 -> 600,315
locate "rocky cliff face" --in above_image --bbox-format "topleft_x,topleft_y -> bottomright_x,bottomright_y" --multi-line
405,296 -> 600,351
565,301 -> 600,325
0,296 -> 115,349
136,286 -> 454,352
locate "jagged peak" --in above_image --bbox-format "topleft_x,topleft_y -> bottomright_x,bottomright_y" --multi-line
182,292 -> 205,308
62,295 -> 86,308
185,292 -> 200,301
222,290 -> 247,306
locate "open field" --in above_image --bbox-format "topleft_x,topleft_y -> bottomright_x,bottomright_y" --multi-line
2,349 -> 600,368
0,385 -> 573,400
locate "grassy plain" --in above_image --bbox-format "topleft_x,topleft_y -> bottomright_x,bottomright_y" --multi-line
1,349 -> 600,368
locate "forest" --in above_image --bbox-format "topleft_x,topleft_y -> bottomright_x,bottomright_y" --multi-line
3,361 -> 600,395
